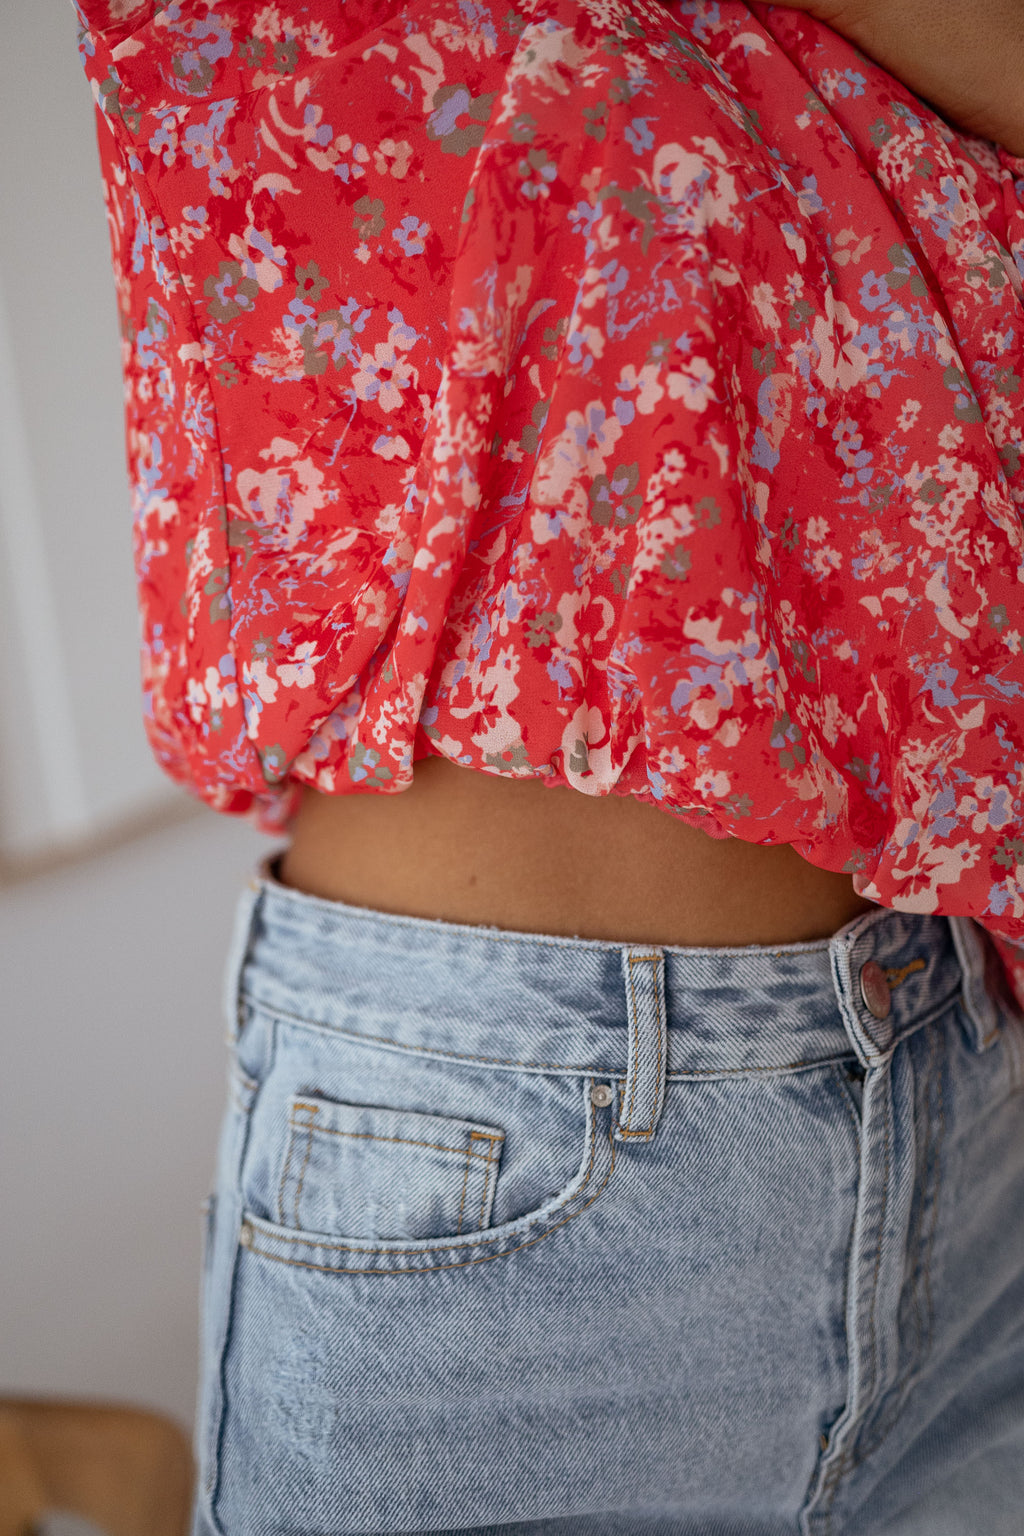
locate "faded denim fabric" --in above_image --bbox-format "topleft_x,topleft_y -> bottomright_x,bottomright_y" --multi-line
192,864 -> 1024,1536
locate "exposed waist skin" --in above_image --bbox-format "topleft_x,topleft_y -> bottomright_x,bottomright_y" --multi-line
278,755 -> 878,947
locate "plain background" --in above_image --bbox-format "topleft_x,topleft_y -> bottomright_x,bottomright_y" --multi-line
0,1 -> 268,1430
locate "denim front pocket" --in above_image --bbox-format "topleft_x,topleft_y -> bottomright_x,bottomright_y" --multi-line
234,1011 -> 618,1275
276,1092 -> 505,1238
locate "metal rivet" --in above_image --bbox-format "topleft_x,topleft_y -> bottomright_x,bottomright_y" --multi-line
859,960 -> 892,1021
590,1083 -> 613,1108
239,1220 -> 254,1248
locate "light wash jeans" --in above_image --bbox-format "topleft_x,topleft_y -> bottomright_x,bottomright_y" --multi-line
192,861 -> 1024,1535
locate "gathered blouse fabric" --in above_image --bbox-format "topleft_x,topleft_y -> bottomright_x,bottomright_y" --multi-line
76,0 -> 1024,989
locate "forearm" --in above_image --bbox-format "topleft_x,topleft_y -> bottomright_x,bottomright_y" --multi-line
766,0 -> 1024,155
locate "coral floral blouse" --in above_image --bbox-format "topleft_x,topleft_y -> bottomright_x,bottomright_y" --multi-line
75,0 -> 1024,993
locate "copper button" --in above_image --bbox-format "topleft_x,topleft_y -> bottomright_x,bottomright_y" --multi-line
859,960 -> 892,1021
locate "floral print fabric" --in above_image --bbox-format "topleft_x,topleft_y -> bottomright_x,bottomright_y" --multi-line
75,0 -> 1024,990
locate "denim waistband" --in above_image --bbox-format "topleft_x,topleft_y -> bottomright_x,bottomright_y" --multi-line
225,859 -> 997,1085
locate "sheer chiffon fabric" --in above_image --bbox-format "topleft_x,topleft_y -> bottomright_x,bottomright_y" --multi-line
74,0 -> 1024,986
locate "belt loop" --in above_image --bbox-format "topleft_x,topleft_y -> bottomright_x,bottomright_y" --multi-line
828,911 -> 893,1069
949,916 -> 1002,1052
222,869 -> 264,1044
616,948 -> 668,1142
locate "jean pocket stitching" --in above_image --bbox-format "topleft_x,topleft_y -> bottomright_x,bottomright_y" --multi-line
239,1078 -> 615,1275
276,1113 -> 309,1227
275,1094 -> 507,1239
473,1130 -> 501,1230
291,1109 -> 318,1228
455,1145 -> 472,1236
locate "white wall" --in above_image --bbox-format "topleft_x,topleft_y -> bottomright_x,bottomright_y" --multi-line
0,811 -> 268,1429
0,1 -> 272,1431
0,0 -> 169,859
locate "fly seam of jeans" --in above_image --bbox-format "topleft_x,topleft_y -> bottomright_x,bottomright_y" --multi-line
809,1060 -> 896,1533
244,996 -> 851,1079
863,1066 -> 893,1419
806,1075 -> 862,1515
816,1060 -> 895,1528
911,1028 -> 939,1362
821,1068 -> 862,1452
818,1442 -> 851,1536
893,1029 -> 935,1374
873,1023 -> 947,1469
819,1456 -> 843,1533
852,1023 -> 945,1470
814,1404 -> 856,1533
920,1026 -> 946,1362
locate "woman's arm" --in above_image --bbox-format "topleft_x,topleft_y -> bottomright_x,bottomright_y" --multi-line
766,0 -> 1024,154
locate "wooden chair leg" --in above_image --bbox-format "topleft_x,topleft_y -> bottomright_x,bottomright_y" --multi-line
0,1406 -> 46,1536
0,1400 -> 193,1536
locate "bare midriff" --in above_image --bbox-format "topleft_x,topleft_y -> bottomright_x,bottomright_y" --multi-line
278,754 -> 878,947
